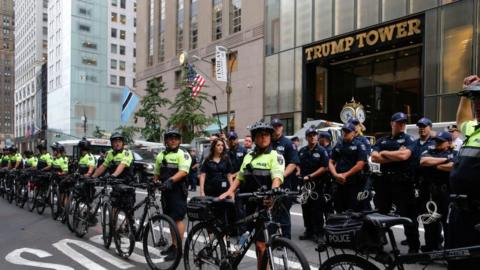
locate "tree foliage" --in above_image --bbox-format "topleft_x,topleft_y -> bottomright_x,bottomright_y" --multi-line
134,79 -> 171,142
168,66 -> 214,143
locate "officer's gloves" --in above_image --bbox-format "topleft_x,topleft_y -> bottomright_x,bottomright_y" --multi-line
164,178 -> 174,191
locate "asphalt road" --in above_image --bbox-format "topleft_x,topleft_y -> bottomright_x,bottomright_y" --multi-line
0,188 -> 447,270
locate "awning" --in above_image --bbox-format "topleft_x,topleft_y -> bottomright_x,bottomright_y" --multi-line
204,115 -> 227,135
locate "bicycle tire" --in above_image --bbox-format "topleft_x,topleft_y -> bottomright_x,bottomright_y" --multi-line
319,254 -> 380,270
19,183 -> 28,208
15,182 -> 23,207
73,201 -> 89,237
6,181 -> 13,204
101,202 -> 113,249
183,222 -> 227,270
27,187 -> 37,212
50,187 -> 60,220
113,209 -> 135,258
143,214 -> 182,270
36,190 -> 47,215
66,195 -> 76,233
260,237 -> 311,270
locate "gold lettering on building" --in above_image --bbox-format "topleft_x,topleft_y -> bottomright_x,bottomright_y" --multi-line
305,17 -> 422,62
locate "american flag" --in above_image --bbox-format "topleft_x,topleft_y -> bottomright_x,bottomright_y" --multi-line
190,74 -> 206,97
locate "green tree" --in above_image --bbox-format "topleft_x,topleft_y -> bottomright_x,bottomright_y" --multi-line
168,66 -> 214,143
93,125 -> 106,138
134,79 -> 171,142
115,125 -> 138,145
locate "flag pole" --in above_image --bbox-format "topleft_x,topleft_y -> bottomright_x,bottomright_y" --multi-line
212,96 -> 223,133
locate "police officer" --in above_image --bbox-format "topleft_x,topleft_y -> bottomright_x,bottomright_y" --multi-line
8,146 -> 23,170
349,118 -> 372,153
93,132 -> 134,180
298,127 -> 329,243
219,121 -> 284,270
226,131 -> 247,176
329,123 -> 369,212
153,128 -> 191,260
51,143 -> 68,176
270,118 -> 300,239
419,131 -> 456,252
77,139 -> 95,177
319,132 -> 333,157
24,150 -> 38,169
371,112 -> 420,253
36,143 -> 53,171
447,75 -> 480,269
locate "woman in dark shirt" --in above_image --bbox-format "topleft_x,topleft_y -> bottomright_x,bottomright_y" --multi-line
199,138 -> 234,197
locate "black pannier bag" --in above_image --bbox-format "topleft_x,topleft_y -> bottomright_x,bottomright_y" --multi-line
110,184 -> 136,210
74,181 -> 95,202
325,212 -> 386,252
187,196 -> 217,221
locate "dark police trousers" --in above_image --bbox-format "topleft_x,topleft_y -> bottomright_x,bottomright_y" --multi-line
333,175 -> 369,213
419,182 -> 449,251
374,172 -> 420,250
301,179 -> 328,237
447,200 -> 480,270
276,174 -> 297,239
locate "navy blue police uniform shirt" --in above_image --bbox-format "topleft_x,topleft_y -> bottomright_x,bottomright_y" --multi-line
299,144 -> 329,177
420,148 -> 457,185
272,135 -> 300,188
332,139 -> 368,174
372,132 -> 415,173
227,145 -> 248,173
354,135 -> 372,153
411,137 -> 435,166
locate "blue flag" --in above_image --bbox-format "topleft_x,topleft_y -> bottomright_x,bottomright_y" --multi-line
121,87 -> 139,123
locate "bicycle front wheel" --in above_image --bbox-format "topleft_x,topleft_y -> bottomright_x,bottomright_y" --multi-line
36,190 -> 47,214
183,222 -> 227,270
101,202 -> 113,249
261,237 -> 311,270
143,214 -> 182,270
73,201 -> 89,237
113,209 -> 135,258
50,187 -> 60,220
66,194 -> 76,232
319,254 -> 379,270
27,186 -> 37,212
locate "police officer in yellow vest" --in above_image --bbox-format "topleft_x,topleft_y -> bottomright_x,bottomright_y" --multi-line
447,75 -> 480,269
77,139 -> 95,177
8,146 -> 23,170
153,128 -> 191,261
93,132 -> 133,180
24,150 -> 38,169
36,143 -> 53,171
219,121 -> 285,270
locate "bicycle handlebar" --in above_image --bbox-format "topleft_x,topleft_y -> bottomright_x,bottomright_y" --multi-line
237,189 -> 300,199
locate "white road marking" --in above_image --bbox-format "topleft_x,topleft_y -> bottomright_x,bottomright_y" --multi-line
52,239 -> 134,270
5,248 -> 74,270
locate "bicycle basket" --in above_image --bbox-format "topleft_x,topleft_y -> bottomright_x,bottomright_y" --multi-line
110,184 -> 136,210
187,196 -> 216,221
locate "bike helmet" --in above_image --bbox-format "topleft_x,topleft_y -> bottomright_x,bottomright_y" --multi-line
164,128 -> 181,140
9,145 -> 17,152
110,132 -> 125,143
249,121 -> 274,138
305,126 -> 318,137
24,150 -> 33,156
458,82 -> 480,99
78,139 -> 91,150
51,142 -> 64,152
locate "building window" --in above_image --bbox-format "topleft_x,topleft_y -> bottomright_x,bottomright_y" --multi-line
176,0 -> 184,55
148,0 -> 154,65
212,0 -> 223,40
174,70 -> 182,88
79,24 -> 90,32
119,61 -> 125,71
111,12 -> 117,22
111,59 -> 117,69
230,0 -> 241,33
119,76 -> 126,86
82,41 -> 97,49
120,30 -> 126,39
112,0 -> 117,6
158,0 -> 166,62
43,13 -> 48,22
79,7 -> 91,16
120,45 -> 125,55
120,14 -> 126,24
111,43 -> 117,53
110,75 -> 117,85
82,57 -> 97,66
111,28 -> 117,38
120,0 -> 126,9
190,0 -> 199,50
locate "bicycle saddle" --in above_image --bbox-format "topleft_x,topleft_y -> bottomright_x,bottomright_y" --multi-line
364,213 -> 412,229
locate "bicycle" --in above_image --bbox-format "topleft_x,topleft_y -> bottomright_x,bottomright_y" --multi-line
15,170 -> 33,208
5,170 -> 19,204
183,189 -> 311,270
0,168 -> 8,198
317,207 -> 480,269
111,181 -> 182,270
33,172 -> 53,215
